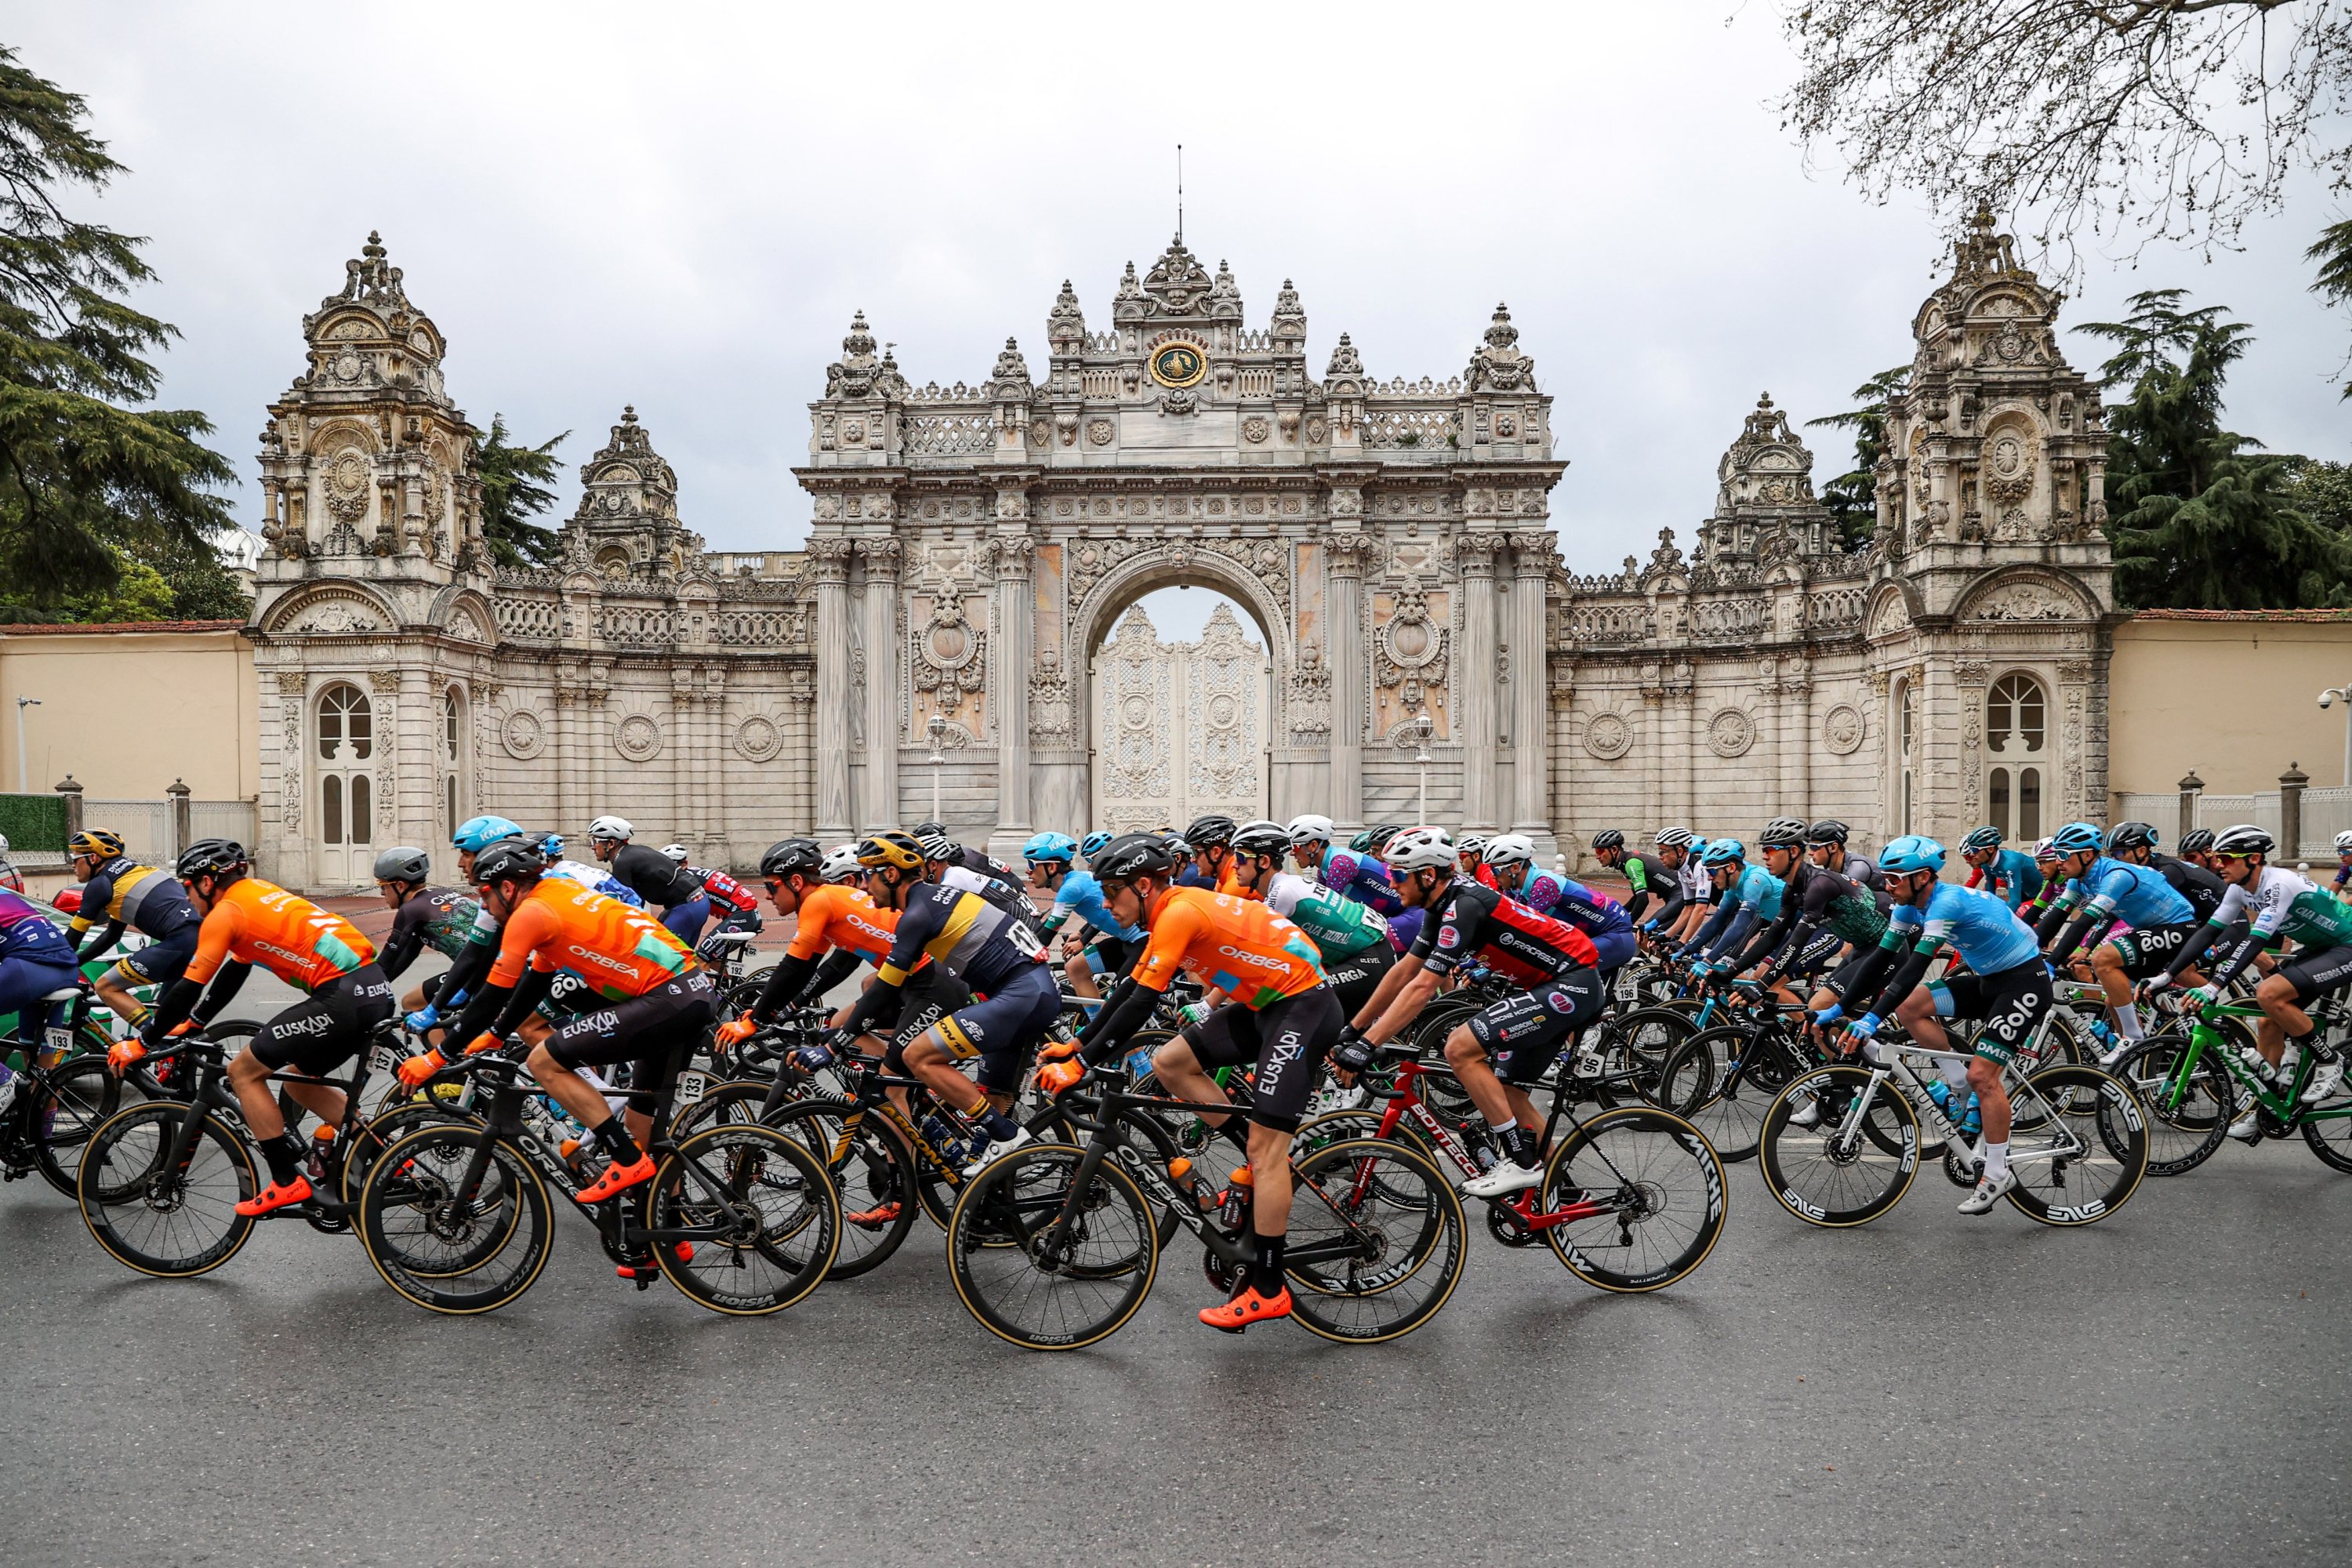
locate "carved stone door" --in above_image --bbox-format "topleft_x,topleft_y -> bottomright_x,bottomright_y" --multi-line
310,681 -> 376,888
1092,602 -> 1266,833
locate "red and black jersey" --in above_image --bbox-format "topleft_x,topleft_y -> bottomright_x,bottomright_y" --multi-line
1409,877 -> 1597,985
691,866 -> 760,915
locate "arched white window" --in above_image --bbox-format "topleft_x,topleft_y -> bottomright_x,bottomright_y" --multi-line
1985,672 -> 2049,840
315,684 -> 373,851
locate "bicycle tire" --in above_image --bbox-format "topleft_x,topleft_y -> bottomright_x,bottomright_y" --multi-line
1283,1137 -> 1465,1342
946,1143 -> 1159,1351
2003,1065 -> 2147,1226
30,1054 -> 123,1196
1758,1065 -> 1920,1227
763,1098 -> 920,1279
1541,1106 -> 1727,1291
358,1122 -> 553,1315
1653,1029 -> 1770,1163
2301,1103 -> 2352,1173
2109,1036 -> 2233,1177
651,1123 -> 838,1315
77,1102 -> 256,1277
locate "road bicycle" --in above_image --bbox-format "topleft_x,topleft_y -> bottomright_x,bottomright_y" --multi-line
946,1064 -> 1466,1350
2109,998 -> 2352,1176
0,980 -> 126,1196
355,1040 -> 838,1316
1399,975 -> 1690,1131
1757,1036 -> 2147,1227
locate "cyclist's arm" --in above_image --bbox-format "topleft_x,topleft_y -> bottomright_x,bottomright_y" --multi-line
1359,954 -> 1439,1045
71,917 -> 126,966
1075,977 -> 1159,1063
838,901 -> 940,1038
143,901 -> 244,1040
1679,895 -> 1736,960
1856,931 -> 1944,1022
1731,901 -> 1802,978
376,900 -> 429,982
2031,888 -> 2079,948
1826,926 -> 1906,1016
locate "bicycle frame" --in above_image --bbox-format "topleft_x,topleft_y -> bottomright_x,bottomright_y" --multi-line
1369,1058 -> 1613,1232
1831,1038 -> 2085,1170
2154,1004 -> 2352,1131
130,1027 -> 384,1219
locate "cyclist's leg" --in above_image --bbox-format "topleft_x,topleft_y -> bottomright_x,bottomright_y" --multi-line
232,967 -> 390,1200
1451,974 -> 1602,1180
876,965 -> 971,1120
906,964 -> 1058,1153
1893,978 -> 1954,1048
0,954 -> 81,1058
1156,1004 -> 1255,1149
1239,985 -> 1341,1272
95,927 -> 193,1033
532,972 -> 718,1178
660,893 -> 712,947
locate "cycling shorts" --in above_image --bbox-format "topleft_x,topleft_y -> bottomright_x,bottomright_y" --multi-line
115,925 -> 199,988
1785,927 -> 1846,980
1465,970 -> 1606,1085
926,961 -> 1062,1091
545,968 -> 720,1117
1927,958 -> 2053,1070
660,893 -> 713,946
0,955 -> 82,1040
881,963 -> 974,1052
1083,935 -> 1135,980
2107,920 -> 2200,979
2280,944 -> 2352,1005
1589,927 -> 1637,975
1181,983 -> 1342,1133
246,964 -> 395,1077
1321,940 -> 1394,1019
1825,949 -> 1879,1003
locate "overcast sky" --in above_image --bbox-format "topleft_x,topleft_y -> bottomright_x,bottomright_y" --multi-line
20,2 -> 2352,639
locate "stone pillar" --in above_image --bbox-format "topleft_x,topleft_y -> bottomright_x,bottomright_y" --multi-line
54,775 -> 83,840
990,527 -> 1036,857
2177,770 -> 2203,847
166,778 -> 191,862
1326,529 -> 1373,830
811,538 -> 855,838
1457,533 -> 1504,832
2281,761 -> 2310,863
1508,534 -> 1552,845
858,537 -> 902,832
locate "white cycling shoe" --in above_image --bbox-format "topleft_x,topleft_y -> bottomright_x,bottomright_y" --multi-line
2226,1107 -> 2263,1144
1786,1094 -> 1822,1128
1462,1158 -> 1543,1199
2303,1055 -> 2346,1105
960,1126 -> 1033,1178
1957,1167 -> 2016,1215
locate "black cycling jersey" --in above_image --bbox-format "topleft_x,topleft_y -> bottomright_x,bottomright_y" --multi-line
839,881 -> 1047,1037
604,843 -> 704,909
68,854 -> 198,961
1411,877 -> 1599,985
379,887 -> 482,982
1730,860 -> 1885,978
2152,853 -> 2226,923
1616,853 -> 1675,925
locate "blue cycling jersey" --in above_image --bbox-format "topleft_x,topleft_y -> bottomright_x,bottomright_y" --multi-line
1044,869 -> 1145,942
0,890 -> 77,967
1987,848 -> 2043,909
1504,867 -> 1564,914
1318,846 -> 1404,916
1544,873 -> 1633,938
2070,855 -> 2194,928
1724,863 -> 1785,921
1892,881 -> 2041,975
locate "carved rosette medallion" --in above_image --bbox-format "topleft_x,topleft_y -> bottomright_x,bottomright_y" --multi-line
615,714 -> 662,761
1708,708 -> 1756,758
1823,705 -> 1865,755
1584,712 -> 1633,761
501,710 -> 546,760
734,716 -> 783,762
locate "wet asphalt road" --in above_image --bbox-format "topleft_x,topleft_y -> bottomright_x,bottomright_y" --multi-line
3,964 -> 2348,1567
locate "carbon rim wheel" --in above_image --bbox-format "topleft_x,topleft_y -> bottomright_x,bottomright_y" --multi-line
2109,1036 -> 2233,1176
1541,1107 -> 1728,1291
1284,1138 -> 1465,1342
77,1102 -> 256,1277
358,1123 -> 551,1315
2301,1104 -> 2352,1173
1759,1066 -> 1920,1227
947,1144 -> 1157,1351
2004,1066 -> 2147,1226
763,1100 -> 919,1279
31,1054 -> 123,1197
652,1123 -> 838,1315
1653,1031 -> 1769,1163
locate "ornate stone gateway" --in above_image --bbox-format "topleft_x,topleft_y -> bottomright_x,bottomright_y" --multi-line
1092,602 -> 1268,833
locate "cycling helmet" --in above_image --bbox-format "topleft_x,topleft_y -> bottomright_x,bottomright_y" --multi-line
857,831 -> 928,873
2209,823 -> 2275,858
586,815 -> 633,844
1805,819 -> 1850,847
68,829 -> 126,860
760,838 -> 824,879
1183,814 -> 1238,850
820,844 -> 862,882
1023,832 -> 1080,865
1457,833 -> 1490,862
1079,830 -> 1115,862
1287,814 -> 1334,848
2333,829 -> 2352,855
524,829 -> 564,864
1230,819 -> 1290,860
1590,829 -> 1625,851
176,838 -> 249,879
1361,825 -> 1404,855
1959,826 -> 2003,854
2046,822 -> 2105,857
916,829 -> 956,863
1159,829 -> 1192,855
453,815 -> 523,852
1482,833 -> 1537,873
659,844 -> 690,865
372,846 -> 434,884
1091,833 -> 1178,882
1876,834 -> 1947,875
470,839 -> 545,886
1758,818 -> 1807,850
912,821 -> 946,840
1383,826 -> 1456,872
2107,821 -> 2161,854
1653,827 -> 1695,851
2179,828 -> 2216,856
1700,838 -> 1747,868
2031,837 -> 2061,863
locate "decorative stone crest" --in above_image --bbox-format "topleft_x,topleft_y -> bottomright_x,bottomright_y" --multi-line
733,716 -> 783,762
912,597 -> 987,695
1824,704 -> 1865,755
1584,712 -> 1633,760
1707,707 -> 1757,758
615,713 -> 662,761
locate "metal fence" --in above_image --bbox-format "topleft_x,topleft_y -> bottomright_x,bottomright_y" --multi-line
85,799 -> 174,864
0,791 -> 256,872
189,799 -> 257,851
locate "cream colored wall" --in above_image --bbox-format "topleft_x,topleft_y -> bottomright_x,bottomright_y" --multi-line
2109,618 -> 2352,797
0,629 -> 258,800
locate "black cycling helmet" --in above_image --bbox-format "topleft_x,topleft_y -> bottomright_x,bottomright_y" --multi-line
1805,819 -> 1850,847
1589,829 -> 1625,851
912,821 -> 946,840
470,839 -> 545,887
1758,818 -> 1807,849
1230,819 -> 1290,860
1183,814 -> 1238,850
1093,832 -> 1178,883
2178,827 -> 2216,855
176,838 -> 249,880
2107,821 -> 2161,854
372,846 -> 434,884
760,838 -> 824,879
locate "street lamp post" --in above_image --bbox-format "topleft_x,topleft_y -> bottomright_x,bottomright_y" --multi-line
1413,710 -> 1433,826
927,713 -> 947,826
14,697 -> 38,794
2321,686 -> 2352,788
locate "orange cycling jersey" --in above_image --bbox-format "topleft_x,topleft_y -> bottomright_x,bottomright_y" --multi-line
784,883 -> 902,964
1130,886 -> 1326,1009
1214,860 -> 1245,897
185,877 -> 376,993
488,877 -> 696,1000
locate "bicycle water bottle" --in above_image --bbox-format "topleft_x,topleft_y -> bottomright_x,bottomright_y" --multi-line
304,1124 -> 336,1185
1219,1166 -> 1254,1229
1924,1080 -> 1958,1126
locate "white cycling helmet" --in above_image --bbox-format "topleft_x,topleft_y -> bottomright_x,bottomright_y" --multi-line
2334,829 -> 2352,855
1456,833 -> 1490,860
819,843 -> 862,883
1286,813 -> 1334,848
587,815 -> 633,844
1482,833 -> 1537,873
1383,826 -> 1456,872
1653,826 -> 1695,850
659,843 -> 689,865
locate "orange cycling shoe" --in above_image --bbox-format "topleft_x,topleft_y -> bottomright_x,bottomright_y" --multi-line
235,1175 -> 314,1218
615,1241 -> 695,1279
846,1201 -> 902,1228
576,1152 -> 656,1204
1198,1285 -> 1292,1334
1036,1059 -> 1084,1096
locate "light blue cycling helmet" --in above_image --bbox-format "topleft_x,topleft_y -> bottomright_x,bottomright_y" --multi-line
1877,834 -> 1947,875
1960,826 -> 2003,854
1024,831 -> 1079,865
2047,821 -> 2105,857
1700,838 -> 1746,867
453,815 -> 522,852
1080,830 -> 1115,862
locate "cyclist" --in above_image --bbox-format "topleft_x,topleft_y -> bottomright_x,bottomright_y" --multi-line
1475,832 -> 1560,913
369,844 -> 482,1017
1487,833 -> 1636,977
1806,818 -> 1886,894
1287,815 -> 1406,934
1456,833 -> 1490,880
2151,824 -> 2351,1115
586,815 -> 711,943
1338,826 -> 1604,1200
1828,834 -> 2048,1215
2176,828 -> 2218,874
0,886 -> 82,1108
914,829 -> 1027,894
1218,818 -> 1394,1019
820,843 -> 863,884
662,844 -> 765,950
1043,831 -> 1336,1333
405,815 -> 528,1039
1181,814 -> 1245,895
62,828 -> 201,1038
1731,818 -> 1886,1007
1028,830 -> 1145,1003
2041,821 -> 2199,1057
720,838 -> 912,1030
1959,826 -> 2043,910
2333,829 -> 2352,900
829,830 -> 1059,1172
112,840 -> 393,1217
1681,837 -> 1784,987
1592,829 -> 1678,928
1653,828 -> 1715,946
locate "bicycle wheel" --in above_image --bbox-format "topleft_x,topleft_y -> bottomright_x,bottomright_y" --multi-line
1285,1137 -> 1466,1343
358,1123 -> 552,1314
761,1099 -> 918,1279
1654,1030 -> 1774,1163
947,1143 -> 1158,1351
2109,1036 -> 2233,1177
30,1054 -> 124,1196
651,1123 -> 837,1315
77,1102 -> 256,1276
1758,1065 -> 1919,1227
1540,1106 -> 1726,1290
2002,1065 -> 2147,1226
2301,1105 -> 2352,1174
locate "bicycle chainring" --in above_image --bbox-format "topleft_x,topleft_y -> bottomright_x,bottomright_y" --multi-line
1484,1197 -> 1537,1247
1201,1246 -> 1243,1295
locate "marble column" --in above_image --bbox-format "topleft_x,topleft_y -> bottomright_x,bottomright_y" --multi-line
811,538 -> 854,838
1457,532 -> 1504,832
1326,529 -> 1372,830
858,537 -> 902,833
1508,534 -> 1552,840
990,528 -> 1036,853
